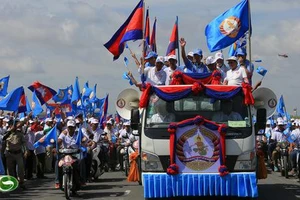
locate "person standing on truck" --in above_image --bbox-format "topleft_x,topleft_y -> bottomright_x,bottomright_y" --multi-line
223,56 -> 249,86
164,55 -> 184,85
179,37 -> 208,73
236,48 -> 254,86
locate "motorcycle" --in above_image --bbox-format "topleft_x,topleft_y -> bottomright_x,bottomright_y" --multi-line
58,148 -> 81,200
90,146 -> 103,181
278,141 -> 290,178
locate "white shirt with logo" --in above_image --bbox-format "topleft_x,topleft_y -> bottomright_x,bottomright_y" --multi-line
225,67 -> 247,86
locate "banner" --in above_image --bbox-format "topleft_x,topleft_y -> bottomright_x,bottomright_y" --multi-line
167,115 -> 228,176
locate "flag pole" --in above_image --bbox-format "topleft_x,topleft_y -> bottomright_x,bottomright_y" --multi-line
141,0 -> 145,75
176,16 -> 181,66
247,0 -> 252,66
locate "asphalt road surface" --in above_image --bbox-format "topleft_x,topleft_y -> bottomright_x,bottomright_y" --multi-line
1,170 -> 300,200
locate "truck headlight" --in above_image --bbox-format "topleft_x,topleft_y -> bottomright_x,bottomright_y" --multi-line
141,151 -> 164,172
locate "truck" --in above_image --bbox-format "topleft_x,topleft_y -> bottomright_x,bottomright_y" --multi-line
116,83 -> 277,199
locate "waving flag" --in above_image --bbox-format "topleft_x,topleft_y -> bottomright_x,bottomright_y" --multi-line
89,84 -> 97,100
32,90 -> 43,117
28,81 -> 57,105
104,0 -> 144,60
166,16 -> 179,56
53,86 -> 72,103
82,82 -> 93,98
71,77 -> 81,111
228,32 -> 247,56
0,76 -> 10,97
144,8 -> 151,57
150,17 -> 157,52
276,95 -> 286,118
205,0 -> 250,52
34,125 -> 57,148
0,86 -> 24,111
256,67 -> 268,77
100,94 -> 109,127
18,93 -> 27,113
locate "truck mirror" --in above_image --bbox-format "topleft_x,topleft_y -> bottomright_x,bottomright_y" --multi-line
255,108 -> 266,135
131,108 -> 139,130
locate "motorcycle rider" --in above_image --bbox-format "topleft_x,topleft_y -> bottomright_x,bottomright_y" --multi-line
57,120 -> 83,194
116,121 -> 132,170
270,119 -> 287,172
288,122 -> 300,176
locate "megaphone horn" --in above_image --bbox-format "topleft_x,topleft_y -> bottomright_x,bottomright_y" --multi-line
115,88 -> 140,120
252,87 -> 277,118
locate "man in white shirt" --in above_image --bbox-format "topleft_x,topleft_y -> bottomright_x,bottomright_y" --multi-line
223,56 -> 249,86
164,55 -> 184,85
140,56 -> 167,85
150,100 -> 175,123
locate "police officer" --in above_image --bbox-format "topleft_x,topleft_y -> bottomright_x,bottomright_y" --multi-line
3,119 -> 26,189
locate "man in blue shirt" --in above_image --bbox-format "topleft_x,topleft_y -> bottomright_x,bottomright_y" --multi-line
236,48 -> 254,85
179,38 -> 208,73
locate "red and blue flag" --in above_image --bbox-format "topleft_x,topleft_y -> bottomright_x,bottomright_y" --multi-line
166,16 -> 179,56
28,81 -> 57,105
104,0 -> 144,60
150,17 -> 157,53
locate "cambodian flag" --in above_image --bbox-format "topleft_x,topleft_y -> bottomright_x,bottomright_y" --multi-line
144,8 -> 150,57
150,17 -> 157,53
166,16 -> 179,56
104,0 -> 144,60
100,94 -> 109,127
28,81 -> 57,105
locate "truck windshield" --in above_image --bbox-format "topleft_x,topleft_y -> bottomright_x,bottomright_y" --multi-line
145,93 -> 251,128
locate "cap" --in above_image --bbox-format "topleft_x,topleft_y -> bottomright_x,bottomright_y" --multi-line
277,119 -> 284,126
168,55 -> 177,61
187,51 -> 194,57
66,116 -> 74,121
215,52 -> 224,60
236,48 -> 246,56
156,56 -> 164,63
266,120 -> 271,125
3,118 -> 9,122
20,117 -> 25,122
206,56 -> 216,65
67,120 -> 76,127
29,120 -> 34,124
164,56 -> 169,62
45,118 -> 53,123
193,49 -> 203,56
145,51 -> 158,59
123,121 -> 131,126
226,56 -> 238,62
0,116 -> 4,120
91,118 -> 99,124
291,118 -> 295,122
106,120 -> 112,125
75,119 -> 80,124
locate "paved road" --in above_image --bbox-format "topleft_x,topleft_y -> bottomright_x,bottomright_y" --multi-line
1,170 -> 300,200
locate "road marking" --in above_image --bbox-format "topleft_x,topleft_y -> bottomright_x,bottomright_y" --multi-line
124,190 -> 131,196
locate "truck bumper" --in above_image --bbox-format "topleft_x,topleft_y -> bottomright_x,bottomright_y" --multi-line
143,172 -> 258,198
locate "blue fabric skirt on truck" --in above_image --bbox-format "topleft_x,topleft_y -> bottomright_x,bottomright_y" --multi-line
143,172 -> 258,198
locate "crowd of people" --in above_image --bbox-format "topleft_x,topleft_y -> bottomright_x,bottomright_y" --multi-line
126,37 -> 261,89
0,112 -> 138,193
258,117 -> 300,176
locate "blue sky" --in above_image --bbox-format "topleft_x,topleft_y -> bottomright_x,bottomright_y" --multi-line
0,0 -> 299,114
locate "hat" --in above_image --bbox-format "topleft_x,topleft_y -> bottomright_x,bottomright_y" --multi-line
66,116 -> 74,121
266,120 -> 271,125
193,49 -> 203,56
75,119 -> 80,124
277,119 -> 284,126
156,56 -> 164,63
145,51 -> 158,59
45,118 -> 53,123
91,118 -> 99,124
206,56 -> 216,65
236,48 -> 246,56
29,120 -> 34,124
187,51 -> 194,57
106,120 -> 113,125
226,56 -> 238,62
0,116 -> 4,120
67,120 -> 76,127
20,117 -> 25,122
3,118 -> 9,122
168,55 -> 177,60
123,121 -> 131,126
291,118 -> 295,122
215,52 -> 224,60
